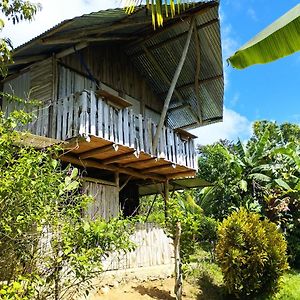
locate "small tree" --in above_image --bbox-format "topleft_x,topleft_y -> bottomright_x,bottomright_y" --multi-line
0,110 -> 134,300
216,208 -> 289,299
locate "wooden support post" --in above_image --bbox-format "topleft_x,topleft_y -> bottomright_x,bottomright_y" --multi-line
115,172 -> 120,189
164,179 -> 169,220
119,176 -> 132,192
152,18 -> 194,152
174,221 -> 183,300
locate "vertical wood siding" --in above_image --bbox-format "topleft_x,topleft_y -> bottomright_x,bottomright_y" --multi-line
61,45 -> 163,113
30,58 -> 54,104
102,223 -> 174,271
82,180 -> 174,271
82,181 -> 119,221
57,64 -> 97,99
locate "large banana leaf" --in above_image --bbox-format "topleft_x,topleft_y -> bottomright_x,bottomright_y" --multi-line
228,4 -> 300,69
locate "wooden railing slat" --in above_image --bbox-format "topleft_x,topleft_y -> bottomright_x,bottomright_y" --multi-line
90,90 -> 97,136
21,90 -> 196,170
97,97 -> 103,138
138,114 -> 144,152
124,108 -> 129,147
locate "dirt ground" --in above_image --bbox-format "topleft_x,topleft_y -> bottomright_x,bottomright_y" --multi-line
93,277 -> 199,300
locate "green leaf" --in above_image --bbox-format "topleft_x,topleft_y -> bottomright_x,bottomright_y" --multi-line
239,180 -> 248,192
275,178 -> 291,191
51,159 -> 58,169
228,4 -> 300,69
70,168 -> 78,179
65,180 -> 79,191
249,173 -> 271,182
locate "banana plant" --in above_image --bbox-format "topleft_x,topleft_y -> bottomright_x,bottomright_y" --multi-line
228,4 -> 300,69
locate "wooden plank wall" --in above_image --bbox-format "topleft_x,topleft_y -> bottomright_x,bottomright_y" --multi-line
57,64 -> 97,99
30,57 -> 54,104
2,58 -> 54,135
81,180 -> 174,271
61,45 -> 163,114
102,222 -> 174,271
82,180 -> 120,221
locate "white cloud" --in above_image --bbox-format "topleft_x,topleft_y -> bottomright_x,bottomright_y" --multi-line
189,107 -> 252,146
2,0 -> 120,48
219,10 -> 239,90
247,7 -> 258,22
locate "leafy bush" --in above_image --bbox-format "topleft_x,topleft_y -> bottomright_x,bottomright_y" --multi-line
216,208 -> 289,299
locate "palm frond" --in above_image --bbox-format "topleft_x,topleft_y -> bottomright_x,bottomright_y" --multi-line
122,0 -> 194,28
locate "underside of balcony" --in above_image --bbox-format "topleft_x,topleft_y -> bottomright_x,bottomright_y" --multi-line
60,135 -> 196,181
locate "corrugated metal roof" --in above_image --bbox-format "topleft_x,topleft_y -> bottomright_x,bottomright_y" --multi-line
10,1 -> 223,130
139,177 -> 212,196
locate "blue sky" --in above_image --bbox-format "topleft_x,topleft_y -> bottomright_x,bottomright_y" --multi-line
2,0 -> 300,144
191,0 -> 300,144
220,1 -> 300,138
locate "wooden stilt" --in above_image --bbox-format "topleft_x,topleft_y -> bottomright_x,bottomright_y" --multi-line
164,179 -> 169,220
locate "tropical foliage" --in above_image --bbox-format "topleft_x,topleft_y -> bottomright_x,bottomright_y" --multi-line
197,121 -> 300,266
0,107 -> 134,299
0,0 -> 41,76
216,208 -> 289,298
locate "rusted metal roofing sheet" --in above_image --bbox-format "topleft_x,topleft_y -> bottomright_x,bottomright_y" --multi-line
10,1 -> 223,130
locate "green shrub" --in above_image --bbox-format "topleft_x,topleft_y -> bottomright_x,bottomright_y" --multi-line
216,208 -> 289,299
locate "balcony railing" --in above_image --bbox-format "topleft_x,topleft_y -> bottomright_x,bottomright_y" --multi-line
23,90 -> 197,170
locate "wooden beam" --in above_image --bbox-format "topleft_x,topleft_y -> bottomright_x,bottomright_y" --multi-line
141,163 -> 175,174
121,158 -> 155,168
82,176 -> 117,187
9,54 -> 48,66
79,143 -> 118,159
56,42 -> 88,59
101,151 -> 137,165
44,36 -> 137,45
141,45 -> 183,102
60,154 -> 166,181
167,170 -> 196,180
152,18 -> 194,152
119,176 -> 132,191
164,179 -> 169,220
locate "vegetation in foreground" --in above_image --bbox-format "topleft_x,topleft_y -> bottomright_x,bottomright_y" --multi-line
187,249 -> 300,300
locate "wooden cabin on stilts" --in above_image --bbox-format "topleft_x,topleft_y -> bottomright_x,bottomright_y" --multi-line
1,0 -> 223,277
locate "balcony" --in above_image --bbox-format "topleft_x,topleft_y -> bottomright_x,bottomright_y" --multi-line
26,90 -> 197,179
